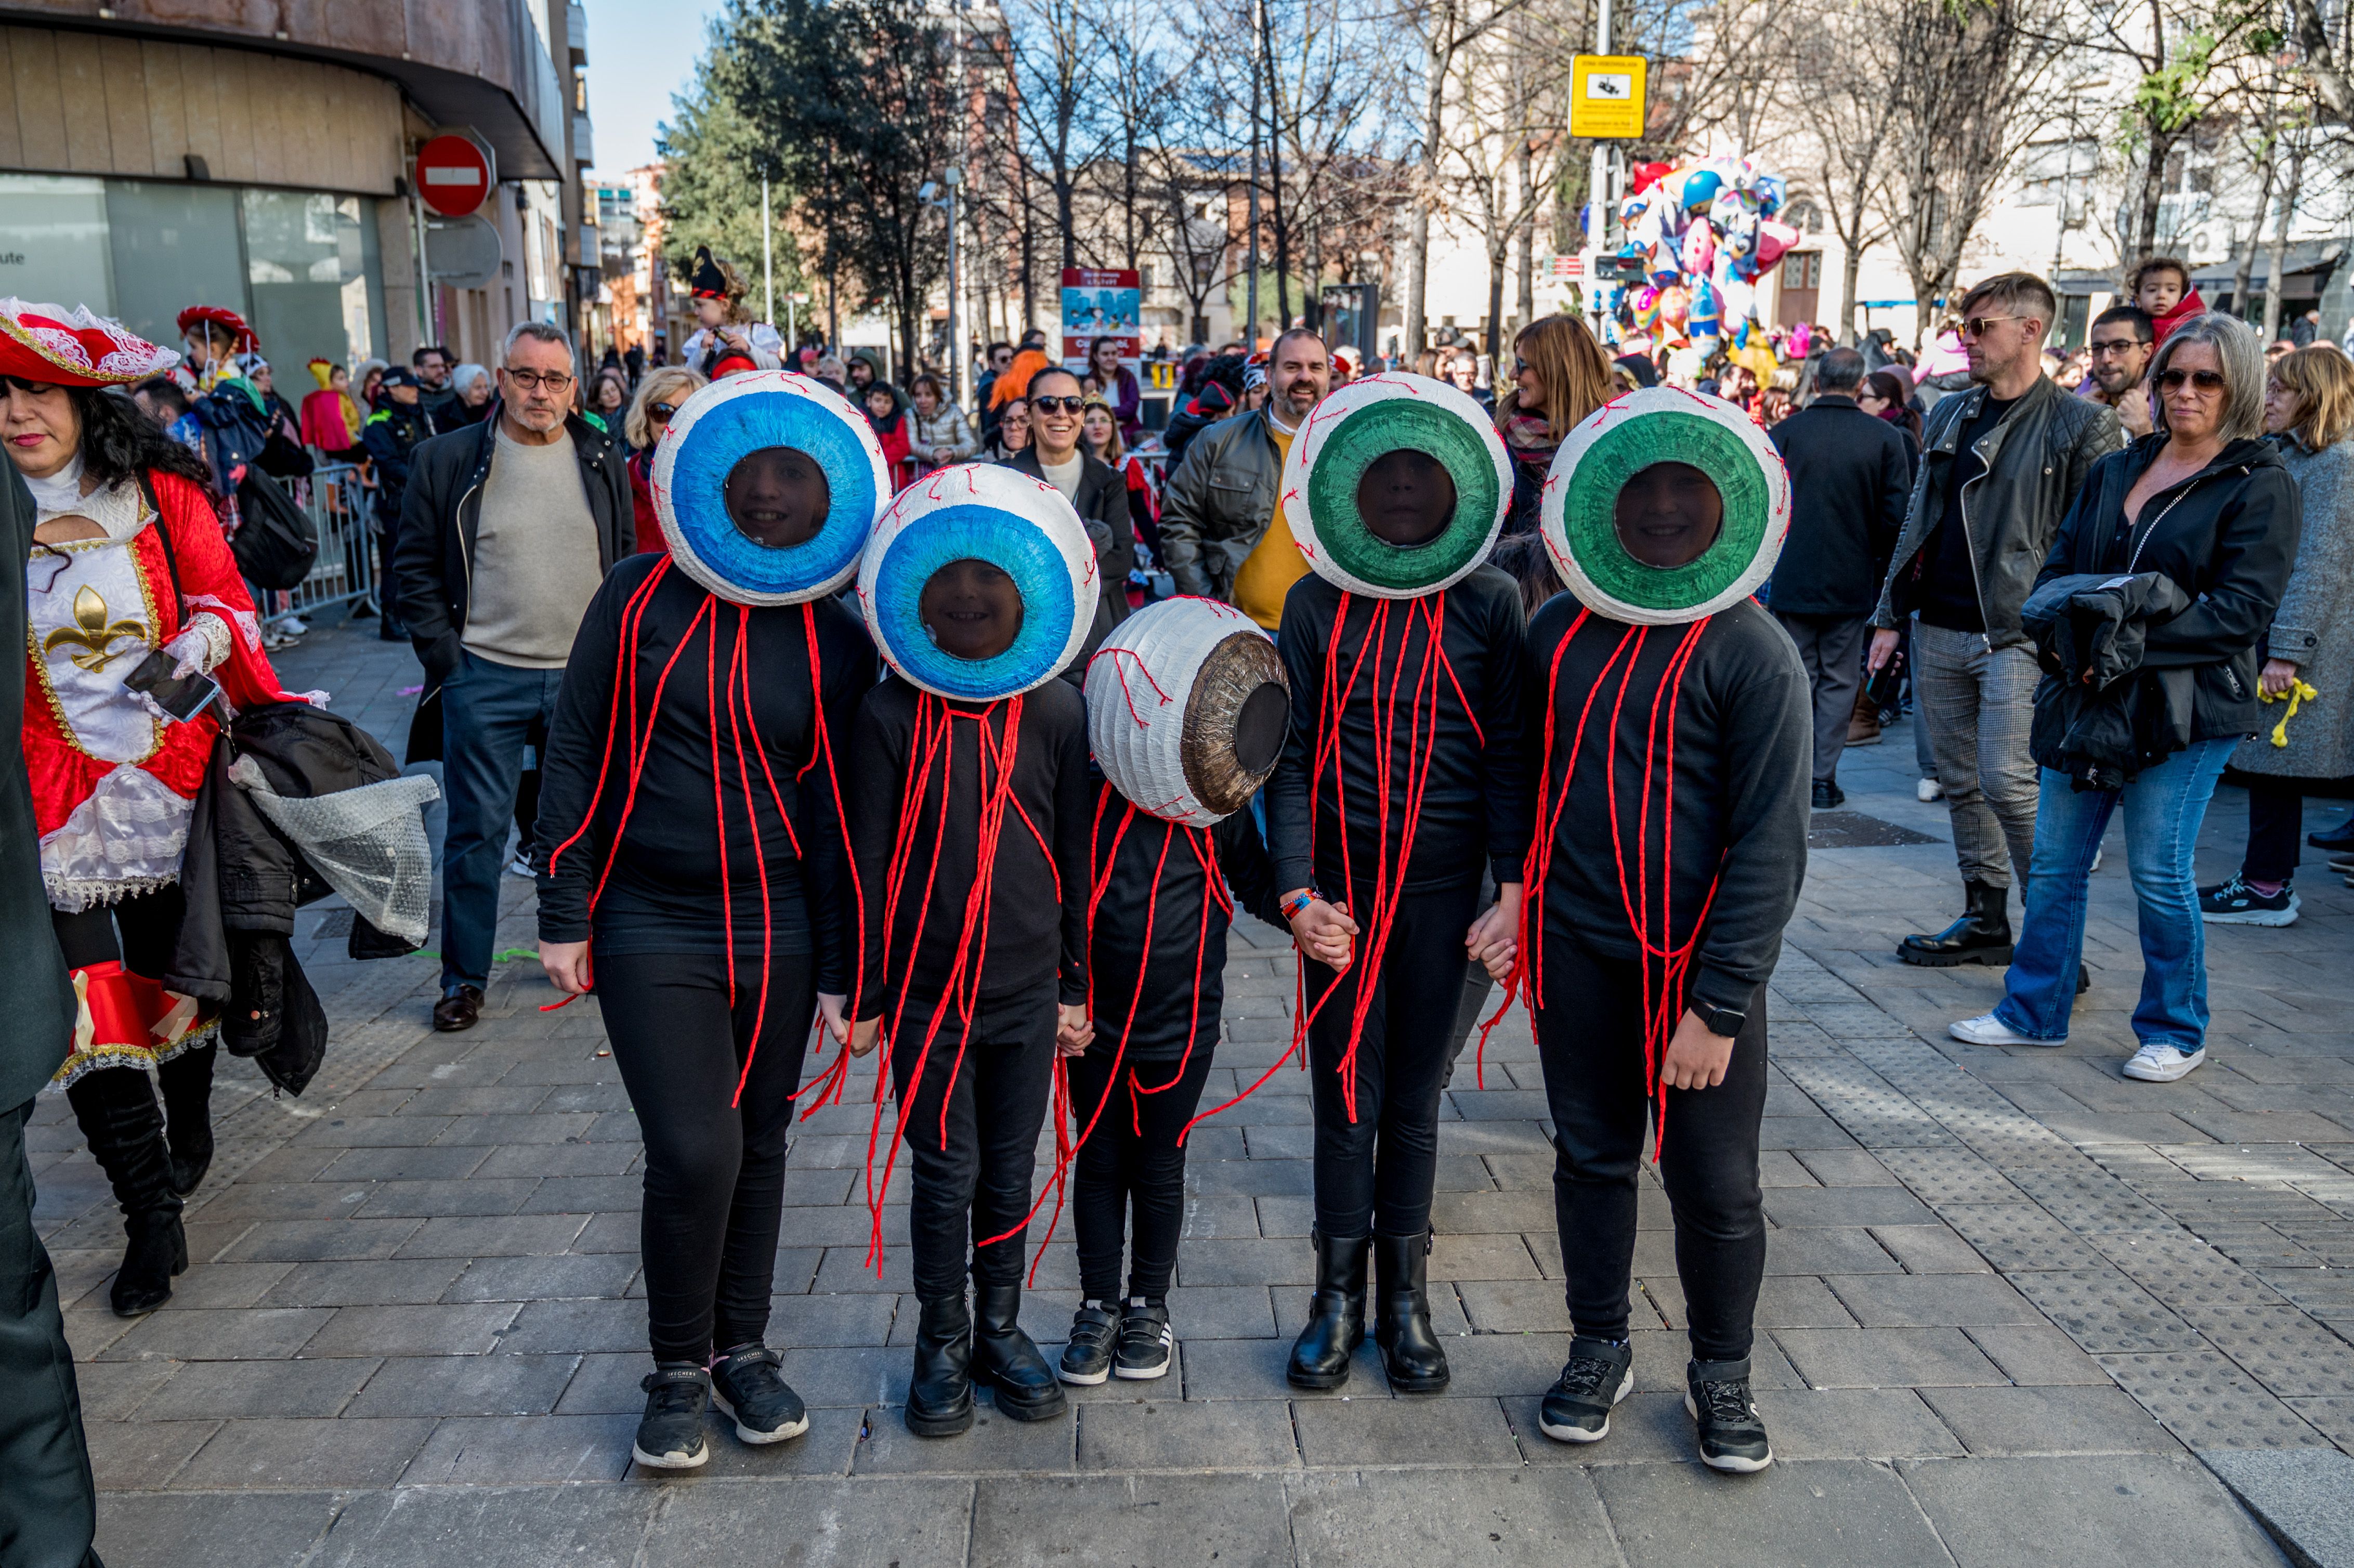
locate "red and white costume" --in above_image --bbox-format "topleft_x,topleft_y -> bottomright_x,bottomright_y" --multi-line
7,298 -> 296,1082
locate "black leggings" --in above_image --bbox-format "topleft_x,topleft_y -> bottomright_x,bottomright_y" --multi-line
1067,1043 -> 1215,1301
2242,776 -> 2308,885
887,984 -> 1058,1301
596,948 -> 814,1364
1534,935 -> 1767,1362
1303,881 -> 1478,1239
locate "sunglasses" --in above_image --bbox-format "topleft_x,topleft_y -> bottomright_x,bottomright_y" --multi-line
1030,395 -> 1085,414
2156,367 -> 2227,393
650,402 -> 679,422
1960,315 -> 2025,337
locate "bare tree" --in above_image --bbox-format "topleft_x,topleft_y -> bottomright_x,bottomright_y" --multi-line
1791,0 -> 1894,344
1440,15 -> 1565,346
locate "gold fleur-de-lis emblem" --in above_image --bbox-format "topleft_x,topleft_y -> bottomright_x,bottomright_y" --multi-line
43,584 -> 148,673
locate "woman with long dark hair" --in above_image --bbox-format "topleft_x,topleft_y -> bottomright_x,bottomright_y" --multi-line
7,302 -> 292,1315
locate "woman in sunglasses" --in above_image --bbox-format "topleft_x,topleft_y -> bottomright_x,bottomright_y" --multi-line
1948,311 -> 2299,1085
623,365 -> 708,555
997,367 -> 1134,678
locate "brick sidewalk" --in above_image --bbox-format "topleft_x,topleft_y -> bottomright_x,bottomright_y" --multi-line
45,606 -> 2353,1566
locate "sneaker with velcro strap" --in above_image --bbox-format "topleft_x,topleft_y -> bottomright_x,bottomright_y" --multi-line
1058,1302 -> 1118,1386
632,1363 -> 711,1470
711,1343 -> 809,1444
1685,1357 -> 1773,1473
1114,1298 -> 1174,1380
1539,1336 -> 1635,1443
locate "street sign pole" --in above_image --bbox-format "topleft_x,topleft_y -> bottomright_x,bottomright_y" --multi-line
762,175 -> 775,331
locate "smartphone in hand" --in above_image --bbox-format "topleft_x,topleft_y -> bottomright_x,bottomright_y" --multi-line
123,648 -> 221,722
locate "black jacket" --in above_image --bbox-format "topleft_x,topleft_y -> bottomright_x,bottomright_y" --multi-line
2023,571 -> 2193,788
362,401 -> 435,522
1872,376 -> 2120,648
1,468 -> 73,1113
1766,396 -> 1913,617
168,702 -> 415,1096
1000,447 -> 1135,679
393,411 -> 633,685
2032,434 -> 2300,754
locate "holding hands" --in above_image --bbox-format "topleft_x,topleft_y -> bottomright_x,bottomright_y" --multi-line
1284,890 -> 1357,973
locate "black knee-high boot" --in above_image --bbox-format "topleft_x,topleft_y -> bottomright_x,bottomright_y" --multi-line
158,1042 -> 217,1196
67,1066 -> 187,1317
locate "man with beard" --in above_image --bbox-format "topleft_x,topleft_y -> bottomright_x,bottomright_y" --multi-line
2081,304 -> 2155,441
1157,328 -> 1332,628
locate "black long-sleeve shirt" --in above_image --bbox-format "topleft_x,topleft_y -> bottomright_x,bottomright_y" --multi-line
1086,783 -> 1283,1062
847,674 -> 1092,1022
1264,566 -> 1532,899
534,554 -> 876,992
1524,595 -> 1810,1016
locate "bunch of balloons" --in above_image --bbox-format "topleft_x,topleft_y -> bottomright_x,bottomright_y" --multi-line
1610,157 -> 1797,356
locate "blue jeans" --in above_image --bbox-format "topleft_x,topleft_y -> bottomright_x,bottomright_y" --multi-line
1993,737 -> 2237,1049
438,650 -> 565,991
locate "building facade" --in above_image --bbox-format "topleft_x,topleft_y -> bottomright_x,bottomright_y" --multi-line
0,0 -> 596,376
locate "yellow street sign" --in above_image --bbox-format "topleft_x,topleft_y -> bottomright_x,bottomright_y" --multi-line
1570,55 -> 1648,140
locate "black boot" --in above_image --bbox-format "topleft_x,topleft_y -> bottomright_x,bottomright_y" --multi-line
972,1282 -> 1066,1422
1897,880 -> 2013,968
1287,1232 -> 1368,1390
1373,1231 -> 1450,1393
905,1292 -> 976,1438
68,1066 -> 188,1317
159,1042 -> 216,1197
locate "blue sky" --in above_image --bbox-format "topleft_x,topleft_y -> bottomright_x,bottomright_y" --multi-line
582,0 -> 726,178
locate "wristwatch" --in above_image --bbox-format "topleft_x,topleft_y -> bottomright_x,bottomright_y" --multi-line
1697,1002 -> 1747,1039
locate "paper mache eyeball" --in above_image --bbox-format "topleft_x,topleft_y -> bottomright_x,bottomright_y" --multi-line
856,462 -> 1099,700
1281,372 -> 1511,600
651,370 -> 889,606
1540,387 -> 1792,626
1086,597 -> 1288,827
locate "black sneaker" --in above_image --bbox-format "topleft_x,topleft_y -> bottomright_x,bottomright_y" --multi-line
1114,1298 -> 1173,1381
711,1344 -> 809,1444
1538,1336 -> 1634,1443
1058,1302 -> 1118,1386
1685,1357 -> 1772,1473
632,1363 -> 711,1470
1810,779 -> 1845,810
2198,874 -> 2298,926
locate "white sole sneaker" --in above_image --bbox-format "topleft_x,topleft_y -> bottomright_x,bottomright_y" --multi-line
712,1390 -> 809,1444
2201,893 -> 2299,927
1058,1362 -> 1111,1386
1948,1013 -> 2059,1048
1538,1367 -> 1634,1443
2123,1045 -> 2206,1082
1683,1391 -> 1774,1473
630,1439 -> 709,1469
1917,779 -> 1944,802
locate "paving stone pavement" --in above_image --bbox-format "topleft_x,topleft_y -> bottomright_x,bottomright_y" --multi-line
43,607 -> 2354,1566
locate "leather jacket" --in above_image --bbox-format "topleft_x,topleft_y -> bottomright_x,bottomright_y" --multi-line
1157,408 -> 1283,602
1871,376 -> 2120,649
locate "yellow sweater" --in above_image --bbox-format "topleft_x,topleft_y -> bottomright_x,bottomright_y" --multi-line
1231,424 -> 1308,630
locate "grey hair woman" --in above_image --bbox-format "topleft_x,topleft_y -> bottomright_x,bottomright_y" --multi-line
1947,309 -> 2301,1085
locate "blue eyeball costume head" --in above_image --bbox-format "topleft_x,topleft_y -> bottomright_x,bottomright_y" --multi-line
856,462 -> 1099,699
651,369 -> 889,606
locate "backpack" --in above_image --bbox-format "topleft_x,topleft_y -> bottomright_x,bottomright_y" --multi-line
231,466 -> 319,590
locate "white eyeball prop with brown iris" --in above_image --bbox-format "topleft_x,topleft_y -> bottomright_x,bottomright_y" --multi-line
1539,386 -> 1791,625
1280,372 -> 1512,599
1086,597 -> 1288,826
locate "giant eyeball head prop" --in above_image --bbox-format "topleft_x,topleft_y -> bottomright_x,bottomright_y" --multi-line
1280,372 -> 1510,601
1086,597 -> 1288,827
1540,387 -> 1790,626
857,462 -> 1098,700
652,370 -> 888,605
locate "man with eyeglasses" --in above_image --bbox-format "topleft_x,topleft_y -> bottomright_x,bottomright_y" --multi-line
394,320 -> 633,1032
2080,304 -> 2155,440
1866,272 -> 2119,971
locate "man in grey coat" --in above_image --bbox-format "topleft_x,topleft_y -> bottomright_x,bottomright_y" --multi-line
0,466 -> 103,1568
1866,272 -> 2118,968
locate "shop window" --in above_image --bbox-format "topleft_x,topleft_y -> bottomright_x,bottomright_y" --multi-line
107,181 -> 248,355
242,190 -> 385,377
0,175 -> 115,311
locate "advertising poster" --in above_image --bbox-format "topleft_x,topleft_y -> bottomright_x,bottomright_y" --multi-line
1061,266 -> 1141,374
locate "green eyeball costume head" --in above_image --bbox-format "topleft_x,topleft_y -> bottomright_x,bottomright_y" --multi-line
1539,387 -> 1791,625
1281,372 -> 1512,598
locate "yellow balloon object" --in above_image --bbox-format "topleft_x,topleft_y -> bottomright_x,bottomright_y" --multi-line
2260,676 -> 2320,748
1731,343 -> 1779,380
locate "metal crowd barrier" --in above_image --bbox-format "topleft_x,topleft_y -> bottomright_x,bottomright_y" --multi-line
277,462 -> 377,616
